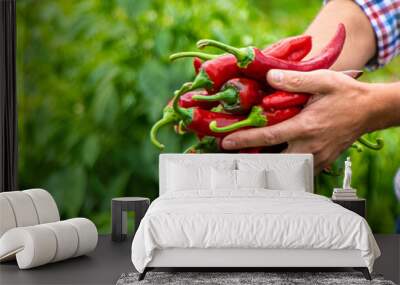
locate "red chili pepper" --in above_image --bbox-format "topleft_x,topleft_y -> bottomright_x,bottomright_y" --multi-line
262,91 -> 310,110
186,136 -> 262,154
263,35 -> 312,62
209,105 -> 301,133
197,23 -> 346,82
238,147 -> 263,153
179,107 -> 246,137
191,78 -> 266,114
151,90 -> 218,149
190,37 -> 312,77
172,88 -> 247,137
179,90 -> 219,109
193,57 -> 203,74
170,35 -> 314,95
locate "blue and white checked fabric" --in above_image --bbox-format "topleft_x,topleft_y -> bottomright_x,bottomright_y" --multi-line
354,0 -> 400,69
325,0 -> 400,70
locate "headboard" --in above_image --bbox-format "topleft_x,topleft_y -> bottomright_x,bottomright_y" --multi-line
159,153 -> 314,195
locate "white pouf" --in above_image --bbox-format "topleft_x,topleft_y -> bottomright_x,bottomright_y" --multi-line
0,196 -> 17,237
23,189 -> 60,224
42,221 -> 79,262
66,218 -> 98,257
0,191 -> 39,227
0,225 -> 57,268
0,218 -> 98,269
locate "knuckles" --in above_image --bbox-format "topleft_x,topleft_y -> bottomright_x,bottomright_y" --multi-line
261,128 -> 281,145
230,133 -> 252,148
286,74 -> 305,89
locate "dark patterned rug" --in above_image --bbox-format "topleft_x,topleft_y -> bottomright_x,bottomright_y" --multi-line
117,271 -> 396,285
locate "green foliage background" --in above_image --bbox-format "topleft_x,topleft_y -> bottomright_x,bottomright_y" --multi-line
17,0 -> 400,233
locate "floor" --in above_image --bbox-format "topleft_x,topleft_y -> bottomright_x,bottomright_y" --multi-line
0,236 -> 133,285
0,234 -> 399,285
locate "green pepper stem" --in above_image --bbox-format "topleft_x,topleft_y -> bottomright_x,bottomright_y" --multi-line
192,88 -> 238,105
176,121 -> 186,135
209,106 -> 267,133
184,145 -> 197,153
169,52 -> 218,61
172,82 -> 193,120
357,137 -> 384,150
184,136 -> 218,154
150,115 -> 177,150
196,39 -> 254,67
172,69 -> 213,121
351,143 -> 363,152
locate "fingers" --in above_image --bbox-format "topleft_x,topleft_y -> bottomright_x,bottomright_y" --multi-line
222,118 -> 303,150
267,69 -> 341,94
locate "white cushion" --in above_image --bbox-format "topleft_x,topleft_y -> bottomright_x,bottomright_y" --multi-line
212,168 -> 237,190
0,226 -> 57,268
0,192 -> 39,227
0,196 -> 17,237
238,159 -> 308,191
236,169 -> 267,189
23,189 -> 60,224
266,166 -> 307,191
65,218 -> 98,257
42,221 -> 79,262
167,162 -> 212,191
0,189 -> 60,238
0,218 -> 97,269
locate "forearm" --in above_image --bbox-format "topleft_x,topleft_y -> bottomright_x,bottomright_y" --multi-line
305,0 -> 376,70
365,82 -> 400,132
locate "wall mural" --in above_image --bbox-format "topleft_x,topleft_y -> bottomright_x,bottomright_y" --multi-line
16,0 -> 400,233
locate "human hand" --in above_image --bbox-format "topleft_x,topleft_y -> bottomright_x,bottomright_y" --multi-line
222,69 -> 376,172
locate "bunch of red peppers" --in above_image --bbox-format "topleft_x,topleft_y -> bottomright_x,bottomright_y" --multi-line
150,23 -> 383,156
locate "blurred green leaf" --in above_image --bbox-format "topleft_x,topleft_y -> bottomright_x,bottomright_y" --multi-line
46,165 -> 87,217
82,135 -> 100,167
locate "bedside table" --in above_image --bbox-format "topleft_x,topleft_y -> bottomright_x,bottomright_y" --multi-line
331,198 -> 366,218
111,197 -> 150,242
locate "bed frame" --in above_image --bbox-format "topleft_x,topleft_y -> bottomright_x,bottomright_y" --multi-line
139,154 -> 371,280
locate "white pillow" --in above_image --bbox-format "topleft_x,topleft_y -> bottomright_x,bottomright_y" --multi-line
211,168 -> 237,191
237,159 -> 309,191
167,162 -> 211,191
236,169 -> 267,189
266,166 -> 307,191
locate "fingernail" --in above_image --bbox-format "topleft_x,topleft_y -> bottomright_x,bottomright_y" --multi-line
223,140 -> 236,149
269,70 -> 284,83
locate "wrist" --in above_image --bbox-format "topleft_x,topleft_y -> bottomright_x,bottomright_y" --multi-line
362,82 -> 400,132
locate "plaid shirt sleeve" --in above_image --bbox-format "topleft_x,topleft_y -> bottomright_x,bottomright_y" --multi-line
325,0 -> 400,70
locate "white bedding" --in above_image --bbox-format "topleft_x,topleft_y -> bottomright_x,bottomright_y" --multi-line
131,190 -> 380,273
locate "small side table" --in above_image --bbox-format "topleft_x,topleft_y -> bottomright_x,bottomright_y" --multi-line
331,198 -> 366,218
111,197 -> 150,242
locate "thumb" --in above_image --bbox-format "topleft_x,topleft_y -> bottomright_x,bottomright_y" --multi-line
266,69 -> 339,94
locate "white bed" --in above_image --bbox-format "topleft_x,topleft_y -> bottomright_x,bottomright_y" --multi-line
131,154 -> 380,280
